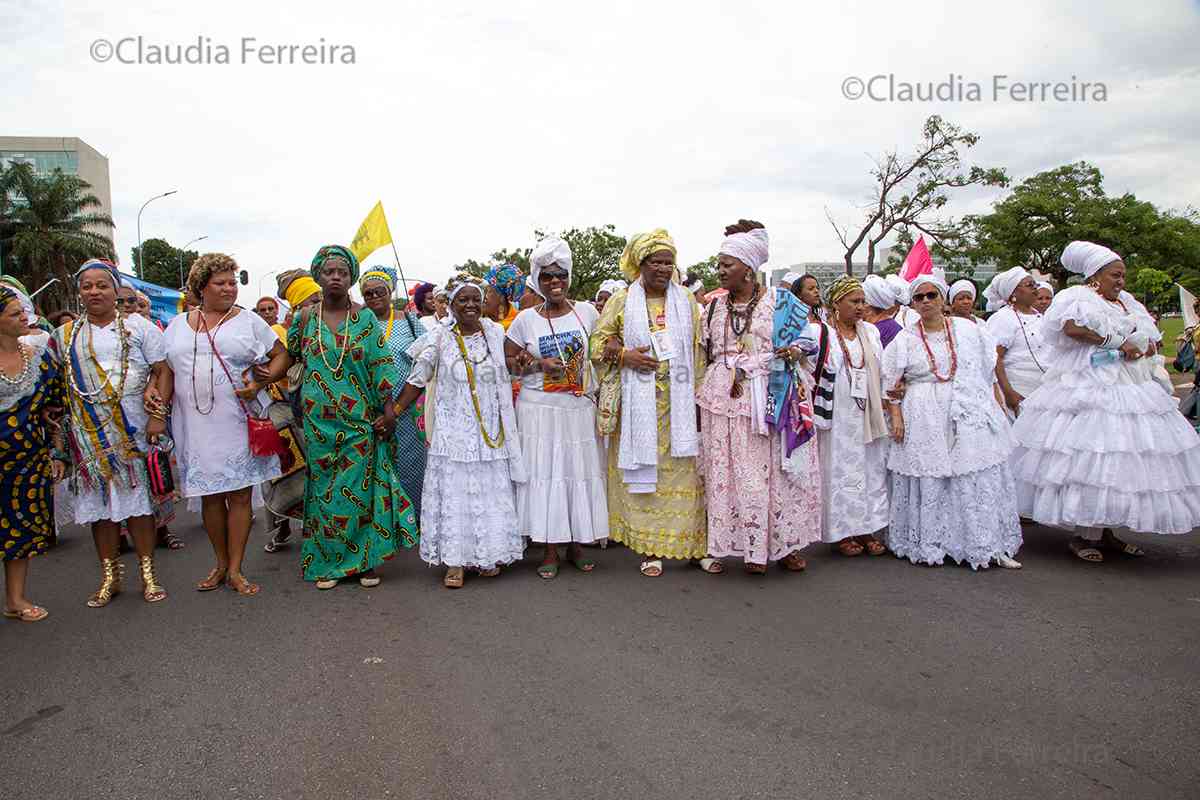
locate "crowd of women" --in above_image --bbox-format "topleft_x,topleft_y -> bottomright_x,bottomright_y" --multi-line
3,221 -> 1198,621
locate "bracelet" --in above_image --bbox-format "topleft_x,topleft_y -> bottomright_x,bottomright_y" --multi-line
617,349 -> 625,368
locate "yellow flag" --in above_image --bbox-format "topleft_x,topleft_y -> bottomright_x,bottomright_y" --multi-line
350,201 -> 393,264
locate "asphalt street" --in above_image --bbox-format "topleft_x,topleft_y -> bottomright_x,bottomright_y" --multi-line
4,514 -> 1199,800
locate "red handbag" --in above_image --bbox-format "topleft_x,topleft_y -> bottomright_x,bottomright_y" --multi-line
202,315 -> 288,458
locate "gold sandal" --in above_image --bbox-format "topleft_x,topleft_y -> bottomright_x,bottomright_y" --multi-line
87,557 -> 123,608
196,567 -> 227,592
139,555 -> 167,603
443,567 -> 464,588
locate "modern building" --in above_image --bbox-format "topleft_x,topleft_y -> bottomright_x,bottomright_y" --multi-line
0,136 -> 113,232
767,249 -> 998,290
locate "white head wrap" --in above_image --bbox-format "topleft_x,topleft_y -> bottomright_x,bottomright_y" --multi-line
949,279 -> 977,304
1036,280 -> 1054,295
1061,241 -> 1121,279
595,278 -> 626,301
983,266 -> 1029,312
719,228 -> 769,270
781,271 -> 802,286
529,236 -> 573,298
910,269 -> 949,300
862,274 -> 897,310
885,273 -> 912,305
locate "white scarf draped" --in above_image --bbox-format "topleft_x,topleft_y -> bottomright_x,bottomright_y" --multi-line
618,279 -> 697,492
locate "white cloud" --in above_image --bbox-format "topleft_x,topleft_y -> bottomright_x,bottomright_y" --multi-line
4,0 -> 1198,302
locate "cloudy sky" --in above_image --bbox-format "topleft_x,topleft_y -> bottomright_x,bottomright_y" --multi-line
5,0 -> 1199,303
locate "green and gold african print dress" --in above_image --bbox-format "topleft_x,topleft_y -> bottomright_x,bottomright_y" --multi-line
0,338 -> 63,561
288,306 -> 418,581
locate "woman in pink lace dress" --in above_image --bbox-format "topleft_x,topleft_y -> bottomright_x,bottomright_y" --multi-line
697,221 -> 821,574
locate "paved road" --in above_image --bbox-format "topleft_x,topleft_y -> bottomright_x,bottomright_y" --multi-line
4,515 -> 1199,800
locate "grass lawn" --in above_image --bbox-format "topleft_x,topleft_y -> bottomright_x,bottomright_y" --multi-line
1159,316 -> 1185,359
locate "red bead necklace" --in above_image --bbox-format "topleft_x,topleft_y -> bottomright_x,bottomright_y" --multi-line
918,318 -> 958,382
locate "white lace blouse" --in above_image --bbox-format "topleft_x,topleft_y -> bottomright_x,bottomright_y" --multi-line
882,317 -> 1012,478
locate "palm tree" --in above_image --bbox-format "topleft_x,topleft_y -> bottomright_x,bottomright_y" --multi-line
1,161 -> 115,308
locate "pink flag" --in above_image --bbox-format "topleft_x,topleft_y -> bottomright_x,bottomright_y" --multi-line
900,236 -> 934,282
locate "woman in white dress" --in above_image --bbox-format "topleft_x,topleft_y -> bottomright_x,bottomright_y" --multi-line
883,271 -> 1023,569
948,279 -> 981,324
504,237 -> 607,578
159,254 -> 286,596
1011,241 -> 1200,562
54,260 -> 170,606
396,274 -> 526,588
814,275 -> 891,557
984,267 -> 1050,418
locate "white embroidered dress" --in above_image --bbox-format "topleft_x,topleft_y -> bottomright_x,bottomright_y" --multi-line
1011,286 -> 1200,534
984,306 -> 1051,403
815,323 -> 890,543
164,310 -> 283,499
882,317 -> 1022,568
407,320 -> 526,568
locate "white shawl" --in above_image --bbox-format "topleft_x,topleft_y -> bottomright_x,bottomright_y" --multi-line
618,279 -> 698,492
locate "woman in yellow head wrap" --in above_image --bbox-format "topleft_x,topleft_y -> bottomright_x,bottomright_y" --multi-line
589,229 -> 716,576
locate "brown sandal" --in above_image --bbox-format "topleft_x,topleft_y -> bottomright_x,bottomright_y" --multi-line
861,537 -> 886,556
196,567 -> 227,592
226,573 -> 260,596
745,562 -> 768,575
836,539 -> 864,557
781,552 -> 808,571
444,567 -> 465,588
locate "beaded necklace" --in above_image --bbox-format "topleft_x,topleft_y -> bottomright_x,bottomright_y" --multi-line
453,323 -> 505,449
190,306 -> 236,415
317,302 -> 352,373
834,319 -> 867,410
917,317 -> 958,382
1012,306 -> 1046,374
538,300 -> 591,397
67,312 -> 130,403
0,344 -> 32,386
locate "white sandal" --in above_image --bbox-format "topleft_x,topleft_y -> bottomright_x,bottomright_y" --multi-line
695,557 -> 724,574
994,554 -> 1022,570
359,574 -> 381,588
639,559 -> 663,577
315,579 -> 338,590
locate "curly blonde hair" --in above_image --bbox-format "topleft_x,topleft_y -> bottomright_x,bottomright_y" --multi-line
187,253 -> 239,298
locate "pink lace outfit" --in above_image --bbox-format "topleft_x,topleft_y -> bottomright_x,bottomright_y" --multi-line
698,293 -> 822,565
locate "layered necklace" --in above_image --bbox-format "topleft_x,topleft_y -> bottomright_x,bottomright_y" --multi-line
317,301 -> 352,373
723,284 -> 762,398
1013,306 -> 1046,374
0,343 -> 33,387
453,323 -> 505,449
67,311 -> 130,404
191,306 -> 236,415
917,317 -> 958,382
833,317 -> 866,410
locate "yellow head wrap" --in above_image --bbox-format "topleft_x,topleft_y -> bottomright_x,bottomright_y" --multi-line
284,275 -> 321,308
825,275 -> 862,306
619,229 -> 677,282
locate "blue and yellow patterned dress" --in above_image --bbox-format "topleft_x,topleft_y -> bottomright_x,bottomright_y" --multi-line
0,338 -> 63,561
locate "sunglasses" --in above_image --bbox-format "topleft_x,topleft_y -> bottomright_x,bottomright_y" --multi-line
539,271 -> 569,283
362,288 -> 390,300
912,290 -> 941,302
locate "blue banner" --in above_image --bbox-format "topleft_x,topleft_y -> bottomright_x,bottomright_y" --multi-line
118,273 -> 186,327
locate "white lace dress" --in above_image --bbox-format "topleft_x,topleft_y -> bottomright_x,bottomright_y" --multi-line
816,324 -> 890,543
984,306 -> 1051,415
882,318 -> 1022,568
407,321 -> 525,568
1011,286 -> 1200,534
164,310 -> 283,499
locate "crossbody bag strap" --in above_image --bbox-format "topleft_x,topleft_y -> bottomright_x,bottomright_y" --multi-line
198,311 -> 254,419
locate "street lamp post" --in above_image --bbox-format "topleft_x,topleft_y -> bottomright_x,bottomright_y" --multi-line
136,189 -> 178,279
179,235 -> 208,288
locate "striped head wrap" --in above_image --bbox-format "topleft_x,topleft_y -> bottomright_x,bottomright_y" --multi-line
619,229 -> 676,282
75,258 -> 122,289
311,245 -> 360,282
445,273 -> 486,304
359,266 -> 396,292
825,274 -> 862,306
0,285 -> 18,311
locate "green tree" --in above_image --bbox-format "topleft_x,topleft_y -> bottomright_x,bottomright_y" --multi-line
685,255 -> 720,290
962,162 -> 1200,289
454,225 -> 626,301
131,238 -> 200,290
827,114 -> 1008,274
1,162 -> 115,307
1129,267 -> 1173,311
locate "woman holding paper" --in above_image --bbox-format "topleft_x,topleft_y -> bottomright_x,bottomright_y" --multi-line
589,229 -> 713,577
697,221 -> 819,574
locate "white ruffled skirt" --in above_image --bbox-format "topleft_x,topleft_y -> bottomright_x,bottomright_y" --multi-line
1010,362 -> 1200,534
419,454 -> 524,568
514,391 -> 608,544
887,464 -> 1023,569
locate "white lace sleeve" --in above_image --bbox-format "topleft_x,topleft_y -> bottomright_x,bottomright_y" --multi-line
881,330 -> 909,394
406,328 -> 442,388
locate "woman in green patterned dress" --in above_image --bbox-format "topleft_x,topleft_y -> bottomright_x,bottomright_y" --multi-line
257,245 -> 418,589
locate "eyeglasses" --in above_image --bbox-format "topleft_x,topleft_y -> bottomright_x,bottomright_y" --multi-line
116,297 -> 137,306
912,291 -> 941,302
362,288 -> 390,300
